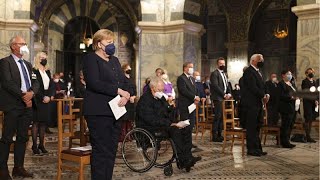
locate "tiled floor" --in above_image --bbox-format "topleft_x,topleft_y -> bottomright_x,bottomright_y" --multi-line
5,129 -> 320,180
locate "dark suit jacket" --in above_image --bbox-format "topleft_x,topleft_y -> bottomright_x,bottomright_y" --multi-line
210,69 -> 231,101
302,78 -> 317,120
177,73 -> 198,120
33,69 -> 55,107
265,80 -> 280,106
136,89 -> 173,128
82,53 -> 128,116
0,55 -> 39,111
241,65 -> 267,108
278,80 -> 296,114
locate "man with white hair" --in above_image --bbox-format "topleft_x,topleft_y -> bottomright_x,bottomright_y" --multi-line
241,54 -> 269,156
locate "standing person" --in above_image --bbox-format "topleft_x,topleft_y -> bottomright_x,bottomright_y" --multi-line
177,62 -> 201,163
265,73 -> 280,126
209,57 -> 232,142
241,54 -> 269,156
142,77 -> 151,94
278,70 -> 297,148
31,52 -> 54,155
203,76 -> 211,95
161,70 -> 176,104
75,70 -> 86,98
302,68 -> 318,143
118,63 -> 136,142
82,29 -> 130,180
193,71 -> 206,99
0,35 -> 39,179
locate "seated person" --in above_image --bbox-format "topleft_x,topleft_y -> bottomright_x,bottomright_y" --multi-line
136,76 -> 200,172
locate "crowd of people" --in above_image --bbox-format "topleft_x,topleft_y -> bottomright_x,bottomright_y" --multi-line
0,31 -> 318,180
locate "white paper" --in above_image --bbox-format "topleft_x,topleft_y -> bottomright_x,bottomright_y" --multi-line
176,119 -> 190,128
108,95 -> 127,120
295,99 -> 300,111
71,145 -> 92,151
188,103 -> 196,114
315,105 -> 319,113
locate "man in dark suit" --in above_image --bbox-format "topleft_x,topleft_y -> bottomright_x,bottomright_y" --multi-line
265,73 -> 280,126
0,35 -> 39,179
241,54 -> 269,156
177,62 -> 201,164
210,57 -> 232,142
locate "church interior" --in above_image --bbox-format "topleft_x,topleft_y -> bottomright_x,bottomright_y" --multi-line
0,0 -> 319,179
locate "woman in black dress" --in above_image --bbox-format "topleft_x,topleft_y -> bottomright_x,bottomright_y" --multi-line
83,29 -> 130,180
32,52 -> 54,154
302,68 -> 318,143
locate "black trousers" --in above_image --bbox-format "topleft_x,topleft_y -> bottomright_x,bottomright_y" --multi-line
267,103 -> 279,126
85,115 -> 121,180
244,106 -> 263,152
0,107 -> 32,169
213,100 -> 223,136
280,113 -> 294,145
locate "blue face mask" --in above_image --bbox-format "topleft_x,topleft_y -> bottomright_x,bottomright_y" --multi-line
102,43 -> 115,56
286,74 -> 292,81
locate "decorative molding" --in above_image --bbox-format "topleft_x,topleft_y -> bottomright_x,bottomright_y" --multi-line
138,20 -> 205,35
292,3 -> 320,19
0,18 -> 34,30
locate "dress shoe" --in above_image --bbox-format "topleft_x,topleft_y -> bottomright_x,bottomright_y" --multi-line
282,144 -> 295,149
38,145 -> 48,154
45,128 -> 53,134
259,151 -> 267,156
217,136 -> 224,141
306,137 -> 317,143
192,156 -> 202,164
184,159 -> 194,172
32,146 -> 41,155
247,151 -> 261,157
0,169 -> 12,180
289,143 -> 296,148
192,144 -> 198,149
12,167 -> 33,178
212,137 -> 223,142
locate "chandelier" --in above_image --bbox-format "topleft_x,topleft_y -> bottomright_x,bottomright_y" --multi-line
274,23 -> 288,39
82,16 -> 93,47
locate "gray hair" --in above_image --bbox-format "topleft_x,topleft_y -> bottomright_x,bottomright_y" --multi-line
250,54 -> 263,63
9,36 -> 18,47
149,76 -> 164,89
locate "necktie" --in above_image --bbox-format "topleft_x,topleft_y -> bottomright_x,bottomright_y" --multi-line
18,59 -> 31,91
258,70 -> 263,78
189,76 -> 194,85
221,72 -> 227,92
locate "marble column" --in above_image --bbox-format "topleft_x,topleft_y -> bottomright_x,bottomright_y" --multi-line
292,2 -> 320,89
225,41 -> 253,86
137,20 -> 204,95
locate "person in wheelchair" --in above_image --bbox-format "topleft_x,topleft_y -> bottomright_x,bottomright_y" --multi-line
136,76 -> 200,172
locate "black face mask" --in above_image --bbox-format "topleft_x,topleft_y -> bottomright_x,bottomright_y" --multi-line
219,65 -> 225,71
257,61 -> 264,68
40,59 -> 47,66
125,70 -> 131,74
308,73 -> 314,78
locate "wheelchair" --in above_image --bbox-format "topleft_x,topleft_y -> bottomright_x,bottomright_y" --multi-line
121,127 -> 180,176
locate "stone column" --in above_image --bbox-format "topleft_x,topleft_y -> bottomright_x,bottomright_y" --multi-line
292,2 -> 320,89
137,20 -> 203,94
225,41 -> 253,86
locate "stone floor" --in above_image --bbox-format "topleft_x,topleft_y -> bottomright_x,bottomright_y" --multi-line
5,129 -> 320,180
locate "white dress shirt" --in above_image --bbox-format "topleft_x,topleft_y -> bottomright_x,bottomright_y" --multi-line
12,54 -> 31,92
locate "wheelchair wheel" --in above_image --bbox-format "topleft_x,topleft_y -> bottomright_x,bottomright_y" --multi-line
164,164 -> 173,176
122,128 -> 157,173
154,139 -> 175,168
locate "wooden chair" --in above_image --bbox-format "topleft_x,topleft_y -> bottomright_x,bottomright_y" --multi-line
56,98 -> 91,180
195,101 -> 207,140
204,100 -> 214,140
260,105 -> 280,146
221,100 -> 246,156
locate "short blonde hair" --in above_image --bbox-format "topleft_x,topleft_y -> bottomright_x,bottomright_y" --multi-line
92,29 -> 115,50
34,51 -> 48,70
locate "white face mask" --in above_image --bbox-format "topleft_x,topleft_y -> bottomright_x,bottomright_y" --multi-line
195,76 -> 201,81
162,74 -> 168,80
19,45 -> 29,55
154,91 -> 163,99
54,79 -> 59,83
272,77 -> 277,82
188,68 -> 194,75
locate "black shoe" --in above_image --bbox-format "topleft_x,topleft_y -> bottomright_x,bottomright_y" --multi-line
192,144 -> 198,149
32,146 -> 41,155
38,145 -> 48,154
0,169 -> 12,180
46,128 -> 53,134
212,137 -> 223,142
289,143 -> 296,148
184,159 -> 194,172
306,137 -> 317,143
192,156 -> 201,164
217,136 -> 224,141
247,151 -> 261,157
12,167 -> 33,178
282,144 -> 294,149
259,151 -> 268,156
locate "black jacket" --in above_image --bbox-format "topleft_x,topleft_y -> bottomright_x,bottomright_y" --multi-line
0,55 -> 39,111
210,69 -> 231,101
33,69 -> 55,107
265,80 -> 280,106
302,78 -> 317,120
82,53 -> 128,116
278,80 -> 296,114
177,73 -> 198,120
136,89 -> 173,128
241,65 -> 267,108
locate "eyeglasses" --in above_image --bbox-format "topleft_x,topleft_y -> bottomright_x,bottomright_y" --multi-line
14,43 -> 27,46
